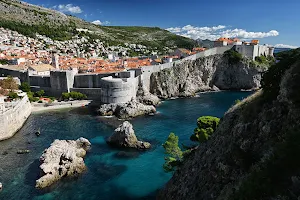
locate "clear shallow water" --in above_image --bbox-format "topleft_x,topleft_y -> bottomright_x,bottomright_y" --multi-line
0,91 -> 251,200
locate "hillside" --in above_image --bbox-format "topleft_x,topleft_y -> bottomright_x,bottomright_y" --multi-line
0,0 -> 197,50
158,48 -> 300,200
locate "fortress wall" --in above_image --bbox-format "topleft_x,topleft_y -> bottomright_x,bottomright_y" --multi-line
29,75 -> 51,88
0,95 -> 31,141
0,68 -> 29,83
74,73 -> 115,88
70,88 -> 103,100
50,71 -> 75,97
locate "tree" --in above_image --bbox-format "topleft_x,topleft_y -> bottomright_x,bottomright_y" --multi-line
35,90 -> 45,97
162,133 -> 183,172
19,82 -> 31,92
0,76 -> 18,91
224,49 -> 243,65
190,116 -> 220,143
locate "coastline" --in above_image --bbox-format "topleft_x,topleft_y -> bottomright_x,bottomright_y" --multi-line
31,100 -> 92,113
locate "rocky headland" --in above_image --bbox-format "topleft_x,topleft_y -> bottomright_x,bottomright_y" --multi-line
158,49 -> 300,199
150,54 -> 267,99
107,121 -> 151,150
35,137 -> 91,189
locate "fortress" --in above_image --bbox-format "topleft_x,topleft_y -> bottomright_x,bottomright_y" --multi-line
0,44 -> 274,104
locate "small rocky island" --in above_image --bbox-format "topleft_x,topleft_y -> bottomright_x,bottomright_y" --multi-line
98,99 -> 157,119
107,121 -> 151,150
35,137 -> 91,189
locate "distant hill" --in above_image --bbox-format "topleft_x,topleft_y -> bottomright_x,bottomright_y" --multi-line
274,48 -> 291,54
0,0 -> 197,50
196,39 -> 215,48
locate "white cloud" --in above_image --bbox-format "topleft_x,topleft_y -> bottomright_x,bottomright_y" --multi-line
56,4 -> 82,14
92,20 -> 110,26
166,25 -> 279,41
274,44 -> 298,49
92,20 -> 102,25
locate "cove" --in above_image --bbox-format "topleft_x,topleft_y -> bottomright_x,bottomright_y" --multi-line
0,91 -> 251,200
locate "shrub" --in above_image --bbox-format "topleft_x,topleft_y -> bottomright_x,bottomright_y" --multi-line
19,82 -> 31,92
190,116 -> 220,143
27,91 -> 39,102
61,92 -> 87,100
35,90 -> 45,97
8,92 -> 19,100
224,49 -> 243,65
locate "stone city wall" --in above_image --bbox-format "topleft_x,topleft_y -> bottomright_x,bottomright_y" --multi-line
0,95 -> 31,141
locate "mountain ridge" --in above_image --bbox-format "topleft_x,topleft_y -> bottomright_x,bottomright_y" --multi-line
0,0 -> 197,50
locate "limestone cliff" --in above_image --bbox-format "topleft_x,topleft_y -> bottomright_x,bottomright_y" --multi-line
150,54 -> 267,99
158,49 -> 300,199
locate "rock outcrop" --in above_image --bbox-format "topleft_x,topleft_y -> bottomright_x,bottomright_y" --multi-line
136,86 -> 160,106
158,51 -> 300,199
107,121 -> 151,149
98,99 -> 156,119
35,137 -> 91,189
150,54 -> 266,99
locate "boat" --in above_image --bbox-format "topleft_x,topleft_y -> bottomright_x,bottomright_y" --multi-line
35,128 -> 41,136
17,150 -> 30,154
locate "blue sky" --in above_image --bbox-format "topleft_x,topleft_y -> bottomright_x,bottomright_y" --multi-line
25,0 -> 300,48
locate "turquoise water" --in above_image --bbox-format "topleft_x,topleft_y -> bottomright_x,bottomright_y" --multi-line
0,91 -> 251,200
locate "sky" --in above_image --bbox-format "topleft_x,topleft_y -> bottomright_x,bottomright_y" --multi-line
25,0 -> 300,48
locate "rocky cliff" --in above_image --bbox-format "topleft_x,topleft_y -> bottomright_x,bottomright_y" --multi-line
150,54 -> 267,99
158,49 -> 300,199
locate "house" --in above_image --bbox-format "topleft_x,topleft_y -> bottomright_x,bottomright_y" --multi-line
170,48 -> 191,58
28,64 -> 55,76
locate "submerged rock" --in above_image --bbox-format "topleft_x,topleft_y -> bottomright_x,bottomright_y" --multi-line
107,121 -> 151,150
98,99 -> 156,119
35,137 -> 91,189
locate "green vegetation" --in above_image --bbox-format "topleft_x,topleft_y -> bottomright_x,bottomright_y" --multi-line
254,55 -> 275,66
162,133 -> 183,172
0,20 -> 76,41
27,91 -> 39,102
0,59 -> 8,65
231,128 -> 300,200
8,91 -> 19,99
224,49 -> 243,65
234,99 -> 241,105
190,116 -> 220,143
35,90 -> 45,97
19,82 -> 31,92
61,91 -> 87,101
262,48 -> 300,100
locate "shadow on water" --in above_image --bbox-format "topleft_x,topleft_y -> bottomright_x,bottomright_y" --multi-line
24,159 -> 41,187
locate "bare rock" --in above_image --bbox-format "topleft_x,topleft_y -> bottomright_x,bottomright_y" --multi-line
35,137 -> 91,189
107,121 -> 151,150
98,99 -> 156,119
136,86 -> 161,106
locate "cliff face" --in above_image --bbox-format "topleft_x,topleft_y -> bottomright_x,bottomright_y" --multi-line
150,54 -> 266,99
158,52 -> 300,200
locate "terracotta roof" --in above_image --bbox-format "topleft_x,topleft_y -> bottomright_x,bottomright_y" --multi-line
29,64 -> 55,72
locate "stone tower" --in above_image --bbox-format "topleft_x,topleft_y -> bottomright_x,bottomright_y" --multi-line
51,52 -> 59,70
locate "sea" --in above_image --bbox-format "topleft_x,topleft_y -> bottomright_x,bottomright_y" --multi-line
0,91 -> 251,200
